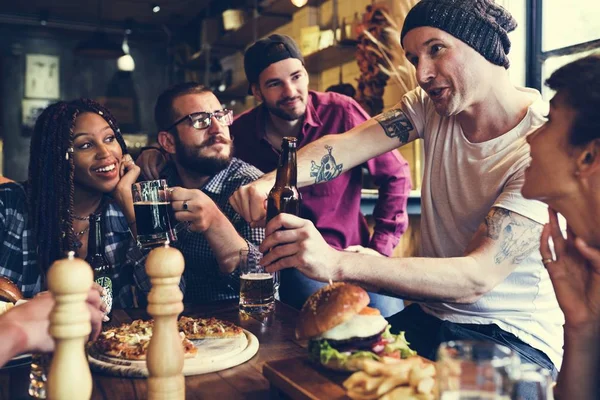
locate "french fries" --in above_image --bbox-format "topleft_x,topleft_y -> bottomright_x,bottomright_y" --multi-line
343,357 -> 436,400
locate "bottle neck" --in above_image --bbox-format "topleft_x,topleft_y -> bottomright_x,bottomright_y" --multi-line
275,144 -> 297,187
87,214 -> 103,257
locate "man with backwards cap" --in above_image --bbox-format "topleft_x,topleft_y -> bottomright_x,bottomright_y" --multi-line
231,34 -> 411,315
230,0 -> 564,377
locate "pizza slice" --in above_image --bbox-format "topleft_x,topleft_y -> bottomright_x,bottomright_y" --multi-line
178,316 -> 244,339
94,319 -> 198,360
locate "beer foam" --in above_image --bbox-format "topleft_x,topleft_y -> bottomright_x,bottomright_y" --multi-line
240,273 -> 272,280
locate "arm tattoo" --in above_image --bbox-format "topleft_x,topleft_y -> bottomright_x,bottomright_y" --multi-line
310,145 -> 343,184
484,208 -> 543,265
374,108 -> 414,144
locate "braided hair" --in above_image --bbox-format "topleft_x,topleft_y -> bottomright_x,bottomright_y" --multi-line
28,98 -> 127,275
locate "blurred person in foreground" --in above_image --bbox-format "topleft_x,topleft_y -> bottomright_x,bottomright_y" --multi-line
0,99 -> 156,308
522,53 -> 600,400
230,0 -> 564,377
0,289 -> 104,368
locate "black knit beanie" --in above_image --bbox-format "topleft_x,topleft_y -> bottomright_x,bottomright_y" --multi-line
400,0 -> 517,68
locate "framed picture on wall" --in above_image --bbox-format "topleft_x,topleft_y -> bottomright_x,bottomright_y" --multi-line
22,99 -> 51,136
25,54 -> 60,99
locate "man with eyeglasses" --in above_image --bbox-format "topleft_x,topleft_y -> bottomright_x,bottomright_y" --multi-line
152,82 -> 264,303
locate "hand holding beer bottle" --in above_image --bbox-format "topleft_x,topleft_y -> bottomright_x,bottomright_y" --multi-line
265,137 -> 301,307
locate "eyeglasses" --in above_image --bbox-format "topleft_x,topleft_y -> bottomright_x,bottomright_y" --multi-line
166,109 -> 233,131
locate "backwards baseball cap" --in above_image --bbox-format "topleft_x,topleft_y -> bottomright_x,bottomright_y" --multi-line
244,34 -> 305,94
400,0 -> 517,69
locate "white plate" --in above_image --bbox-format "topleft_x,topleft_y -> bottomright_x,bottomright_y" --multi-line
88,329 -> 259,378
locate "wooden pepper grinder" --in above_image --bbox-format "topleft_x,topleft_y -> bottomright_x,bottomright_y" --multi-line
47,251 -> 94,400
145,244 -> 185,400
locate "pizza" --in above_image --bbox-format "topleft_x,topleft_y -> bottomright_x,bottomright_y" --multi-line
93,317 -> 245,361
94,319 -> 197,361
178,316 -> 245,339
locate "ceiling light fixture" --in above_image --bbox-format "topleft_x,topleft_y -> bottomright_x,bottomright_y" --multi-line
117,33 -> 135,71
152,4 -> 161,13
290,0 -> 308,7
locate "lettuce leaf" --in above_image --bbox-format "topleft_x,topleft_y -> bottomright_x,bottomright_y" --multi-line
309,340 -> 378,368
380,325 -> 417,358
308,325 -> 416,368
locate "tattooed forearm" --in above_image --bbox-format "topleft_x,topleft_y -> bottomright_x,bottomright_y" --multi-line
374,108 -> 414,143
484,208 -> 543,265
310,145 -> 343,184
484,208 -> 511,240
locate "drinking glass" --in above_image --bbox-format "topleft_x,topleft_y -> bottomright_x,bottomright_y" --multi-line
132,179 -> 176,248
28,353 -> 50,399
238,249 -> 278,315
437,340 -> 521,400
510,363 -> 553,400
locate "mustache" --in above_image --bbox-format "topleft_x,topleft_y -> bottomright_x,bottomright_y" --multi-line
276,96 -> 301,107
199,135 -> 232,149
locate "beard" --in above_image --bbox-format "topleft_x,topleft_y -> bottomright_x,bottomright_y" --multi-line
263,96 -> 307,121
174,134 -> 233,177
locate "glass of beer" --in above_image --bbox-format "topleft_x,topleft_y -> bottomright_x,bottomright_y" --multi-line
437,340 -> 520,400
239,249 -> 277,315
132,179 -> 176,248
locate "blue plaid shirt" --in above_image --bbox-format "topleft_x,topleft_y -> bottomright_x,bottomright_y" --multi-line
161,157 -> 264,303
0,182 -> 154,308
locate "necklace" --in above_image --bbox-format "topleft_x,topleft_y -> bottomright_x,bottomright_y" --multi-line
72,226 -> 89,237
70,211 -> 90,221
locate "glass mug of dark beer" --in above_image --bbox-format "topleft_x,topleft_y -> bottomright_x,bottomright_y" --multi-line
132,179 -> 176,248
238,249 -> 278,315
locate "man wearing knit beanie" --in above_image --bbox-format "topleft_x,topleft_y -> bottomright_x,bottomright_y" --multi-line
230,0 -> 563,381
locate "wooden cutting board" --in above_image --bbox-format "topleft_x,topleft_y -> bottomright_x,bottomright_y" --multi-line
263,356 -> 352,400
89,329 -> 259,378
264,356 -> 435,400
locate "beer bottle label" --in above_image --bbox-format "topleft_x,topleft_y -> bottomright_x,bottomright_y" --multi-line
95,276 -> 113,315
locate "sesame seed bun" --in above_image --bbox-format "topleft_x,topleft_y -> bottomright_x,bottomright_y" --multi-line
295,283 -> 370,340
0,277 -> 24,303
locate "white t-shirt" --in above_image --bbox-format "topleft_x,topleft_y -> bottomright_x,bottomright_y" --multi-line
401,87 -> 564,369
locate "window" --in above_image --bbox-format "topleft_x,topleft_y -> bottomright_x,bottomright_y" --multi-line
528,0 -> 600,98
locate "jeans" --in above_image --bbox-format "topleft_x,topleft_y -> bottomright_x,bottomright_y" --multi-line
279,269 -> 404,317
386,304 -> 558,381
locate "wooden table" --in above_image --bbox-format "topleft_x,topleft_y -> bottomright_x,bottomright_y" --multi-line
0,300 -> 309,400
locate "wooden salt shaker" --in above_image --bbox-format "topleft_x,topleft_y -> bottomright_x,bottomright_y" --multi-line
47,251 -> 94,400
145,244 -> 185,400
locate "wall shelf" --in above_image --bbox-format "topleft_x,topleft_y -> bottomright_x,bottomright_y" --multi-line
303,41 -> 358,74
184,0 -> 320,70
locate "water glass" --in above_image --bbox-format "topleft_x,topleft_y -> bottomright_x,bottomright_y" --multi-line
132,179 -> 176,248
238,249 -> 278,315
510,363 -> 553,400
437,341 -> 521,400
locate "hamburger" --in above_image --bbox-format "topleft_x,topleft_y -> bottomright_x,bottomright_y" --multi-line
296,283 -> 415,371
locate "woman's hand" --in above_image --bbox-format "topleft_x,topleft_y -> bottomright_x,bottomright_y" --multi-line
540,207 -> 600,330
112,154 -> 140,233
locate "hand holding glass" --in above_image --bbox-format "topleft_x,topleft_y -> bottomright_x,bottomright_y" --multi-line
132,179 -> 176,248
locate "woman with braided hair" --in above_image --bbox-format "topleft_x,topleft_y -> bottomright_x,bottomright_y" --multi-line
0,98 -> 155,309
